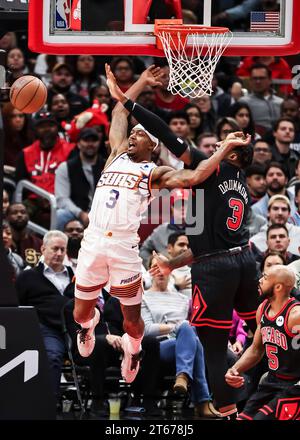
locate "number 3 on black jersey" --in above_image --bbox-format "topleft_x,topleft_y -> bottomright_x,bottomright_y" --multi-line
226,198 -> 245,231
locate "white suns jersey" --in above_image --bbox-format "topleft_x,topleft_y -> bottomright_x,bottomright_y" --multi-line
88,153 -> 157,233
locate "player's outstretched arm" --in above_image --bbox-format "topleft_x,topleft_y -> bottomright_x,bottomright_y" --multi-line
151,133 -> 251,189
105,64 -> 193,165
106,64 -> 163,165
225,305 -> 264,388
107,63 -> 162,116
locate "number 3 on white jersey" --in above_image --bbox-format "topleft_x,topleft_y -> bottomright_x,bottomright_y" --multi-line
106,189 -> 120,208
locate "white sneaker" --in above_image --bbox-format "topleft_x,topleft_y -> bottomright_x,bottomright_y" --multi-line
77,308 -> 100,357
121,333 -> 143,383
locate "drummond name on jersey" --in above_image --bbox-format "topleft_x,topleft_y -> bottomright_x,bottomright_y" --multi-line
98,171 -> 140,189
218,179 -> 249,204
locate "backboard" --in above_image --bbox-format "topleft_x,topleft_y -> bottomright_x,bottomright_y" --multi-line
29,0 -> 300,56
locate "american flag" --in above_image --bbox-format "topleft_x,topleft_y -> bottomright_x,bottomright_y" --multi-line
250,11 -> 280,32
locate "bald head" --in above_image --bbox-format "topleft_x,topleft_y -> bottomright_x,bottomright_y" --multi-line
260,265 -> 296,299
267,265 -> 296,289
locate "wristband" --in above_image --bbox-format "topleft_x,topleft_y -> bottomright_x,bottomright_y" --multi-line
123,98 -> 135,113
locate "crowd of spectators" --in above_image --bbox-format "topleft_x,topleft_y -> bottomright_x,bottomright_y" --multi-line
2,9 -> 300,417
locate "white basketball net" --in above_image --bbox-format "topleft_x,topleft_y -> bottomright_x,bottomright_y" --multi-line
157,30 -> 233,99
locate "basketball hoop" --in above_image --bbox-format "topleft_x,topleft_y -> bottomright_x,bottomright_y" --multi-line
154,20 -> 233,99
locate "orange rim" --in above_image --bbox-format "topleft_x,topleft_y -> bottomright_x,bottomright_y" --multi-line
154,24 -> 230,36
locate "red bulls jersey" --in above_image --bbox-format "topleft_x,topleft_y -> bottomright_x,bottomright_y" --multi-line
260,298 -> 300,379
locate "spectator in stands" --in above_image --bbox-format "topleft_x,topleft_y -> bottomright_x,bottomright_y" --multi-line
211,75 -> 232,117
260,251 -> 287,276
229,81 -> 245,104
6,47 -> 27,81
140,189 -> 188,268
90,84 -> 113,121
191,94 -> 217,133
142,255 -> 220,418
15,111 -> 75,227
252,139 -> 272,166
135,85 -> 168,122
196,132 -> 218,157
2,221 -> 24,281
63,219 -> 84,271
265,224 -> 300,264
71,55 -> 101,103
281,96 -> 300,142
237,56 -> 292,96
161,111 -> 195,169
245,164 -> 267,205
34,54 -> 65,86
47,62 -> 89,117
227,102 -> 259,141
2,189 -> 10,220
250,196 -> 300,256
167,232 -> 191,298
228,310 -> 247,357
240,64 -> 283,133
111,56 -> 136,93
48,93 -> 72,140
6,203 -> 42,267
0,32 -> 17,52
184,103 -> 204,142
252,162 -> 296,218
2,102 -> 34,167
270,117 -> 300,180
55,127 -> 105,230
289,183 -> 300,226
15,230 -> 74,401
154,64 -> 189,111
216,116 -> 241,141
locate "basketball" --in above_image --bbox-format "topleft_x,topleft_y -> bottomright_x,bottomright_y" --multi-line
10,75 -> 48,114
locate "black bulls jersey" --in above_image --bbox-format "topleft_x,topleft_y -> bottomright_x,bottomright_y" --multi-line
260,298 -> 300,379
187,148 -> 251,256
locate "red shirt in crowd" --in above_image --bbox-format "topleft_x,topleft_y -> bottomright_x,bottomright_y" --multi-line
16,138 -> 75,194
236,56 -> 293,95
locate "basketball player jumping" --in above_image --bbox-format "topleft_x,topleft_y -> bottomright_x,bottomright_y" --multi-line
225,266 -> 300,420
74,64 -> 251,384
106,63 -> 258,416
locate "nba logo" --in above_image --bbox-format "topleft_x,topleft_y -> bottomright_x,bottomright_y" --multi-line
55,0 -> 71,29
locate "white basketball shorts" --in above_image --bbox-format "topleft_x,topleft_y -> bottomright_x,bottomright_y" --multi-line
75,226 -> 143,306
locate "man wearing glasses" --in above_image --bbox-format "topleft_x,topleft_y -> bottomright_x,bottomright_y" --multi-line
240,64 -> 283,133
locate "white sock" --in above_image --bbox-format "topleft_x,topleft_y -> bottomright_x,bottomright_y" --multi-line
127,334 -> 143,354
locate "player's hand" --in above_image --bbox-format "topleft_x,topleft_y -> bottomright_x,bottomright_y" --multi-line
106,334 -> 123,351
221,132 -> 252,151
232,341 -> 244,355
140,65 -> 163,87
149,251 -> 172,276
105,63 -> 127,103
225,366 -> 245,388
